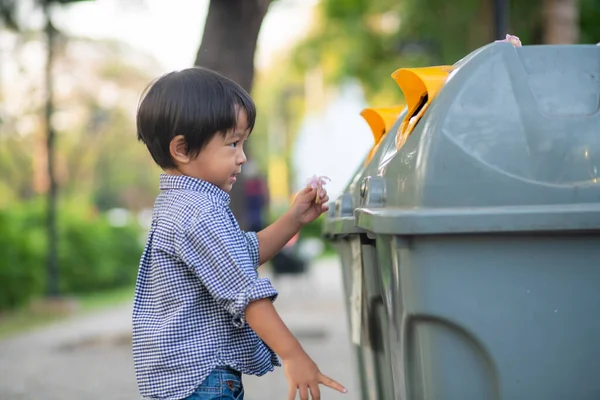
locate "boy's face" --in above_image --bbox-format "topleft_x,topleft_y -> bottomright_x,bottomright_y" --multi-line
171,108 -> 250,193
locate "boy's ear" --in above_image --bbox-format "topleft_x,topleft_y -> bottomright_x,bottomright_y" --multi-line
169,135 -> 190,164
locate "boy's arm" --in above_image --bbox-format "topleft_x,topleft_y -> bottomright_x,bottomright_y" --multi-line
245,297 -> 304,359
255,211 -> 301,265
246,298 -> 347,397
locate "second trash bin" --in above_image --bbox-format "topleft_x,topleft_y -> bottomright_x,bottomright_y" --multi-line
324,105 -> 405,400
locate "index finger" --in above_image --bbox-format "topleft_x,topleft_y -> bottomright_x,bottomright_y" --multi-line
318,373 -> 347,394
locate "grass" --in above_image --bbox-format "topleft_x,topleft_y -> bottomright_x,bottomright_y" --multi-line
0,285 -> 135,340
78,285 -> 135,311
0,311 -> 65,340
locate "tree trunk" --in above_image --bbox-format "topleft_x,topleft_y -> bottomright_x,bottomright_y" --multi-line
44,8 -> 59,297
543,0 -> 580,44
195,0 -> 272,93
194,0 -> 273,230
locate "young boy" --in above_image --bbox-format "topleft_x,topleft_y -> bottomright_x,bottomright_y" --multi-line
132,67 -> 347,400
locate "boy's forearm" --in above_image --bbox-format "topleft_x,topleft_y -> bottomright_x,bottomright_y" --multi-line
256,211 -> 300,265
245,298 -> 305,360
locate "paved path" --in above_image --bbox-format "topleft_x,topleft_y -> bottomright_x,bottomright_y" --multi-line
0,257 -> 360,400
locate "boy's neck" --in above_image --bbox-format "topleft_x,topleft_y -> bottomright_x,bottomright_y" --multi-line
164,168 -> 183,176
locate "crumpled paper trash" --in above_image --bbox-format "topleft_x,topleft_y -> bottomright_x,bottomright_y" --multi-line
306,175 -> 330,204
495,34 -> 522,47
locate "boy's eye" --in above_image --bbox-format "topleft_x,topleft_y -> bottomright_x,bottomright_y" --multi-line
229,141 -> 239,148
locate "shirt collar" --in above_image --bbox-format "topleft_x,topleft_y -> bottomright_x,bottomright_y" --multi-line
159,174 -> 230,205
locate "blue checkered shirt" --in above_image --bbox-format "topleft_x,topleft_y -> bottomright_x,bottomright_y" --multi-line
132,174 -> 280,400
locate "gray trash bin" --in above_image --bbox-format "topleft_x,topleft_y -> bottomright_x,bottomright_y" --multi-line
324,106 -> 406,400
353,43 -> 600,399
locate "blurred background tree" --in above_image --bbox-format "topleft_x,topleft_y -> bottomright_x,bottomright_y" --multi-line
0,0 -> 161,310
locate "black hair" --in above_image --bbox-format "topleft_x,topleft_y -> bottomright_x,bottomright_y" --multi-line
136,67 -> 256,169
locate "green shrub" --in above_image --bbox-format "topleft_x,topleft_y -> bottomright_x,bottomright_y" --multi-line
58,210 -> 142,293
0,200 -> 143,311
0,210 -> 46,310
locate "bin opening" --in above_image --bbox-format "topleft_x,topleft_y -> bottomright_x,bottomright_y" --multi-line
392,66 -> 453,149
411,93 -> 429,123
360,106 -> 405,165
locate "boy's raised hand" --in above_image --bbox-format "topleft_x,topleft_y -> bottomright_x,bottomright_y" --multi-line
289,186 -> 330,227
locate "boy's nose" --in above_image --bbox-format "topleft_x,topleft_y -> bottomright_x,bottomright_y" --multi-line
237,150 -> 247,165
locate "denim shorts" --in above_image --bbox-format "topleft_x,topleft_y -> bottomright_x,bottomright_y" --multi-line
184,366 -> 244,400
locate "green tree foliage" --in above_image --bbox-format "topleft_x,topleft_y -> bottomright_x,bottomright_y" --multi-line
580,0 -> 600,44
291,0 -> 599,105
292,0 -> 411,105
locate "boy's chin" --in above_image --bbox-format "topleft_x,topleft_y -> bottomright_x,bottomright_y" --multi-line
220,182 -> 234,192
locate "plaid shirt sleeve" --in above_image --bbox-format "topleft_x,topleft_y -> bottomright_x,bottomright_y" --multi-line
243,231 -> 261,269
175,207 -> 277,328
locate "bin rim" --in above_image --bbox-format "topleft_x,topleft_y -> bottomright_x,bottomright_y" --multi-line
325,216 -> 364,237
355,203 -> 600,235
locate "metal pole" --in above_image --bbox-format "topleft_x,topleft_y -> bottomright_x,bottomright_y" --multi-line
493,0 -> 509,40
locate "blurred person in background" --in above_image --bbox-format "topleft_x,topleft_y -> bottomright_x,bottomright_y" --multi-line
243,160 -> 269,233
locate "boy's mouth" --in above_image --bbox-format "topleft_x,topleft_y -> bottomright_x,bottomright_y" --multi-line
229,173 -> 238,183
